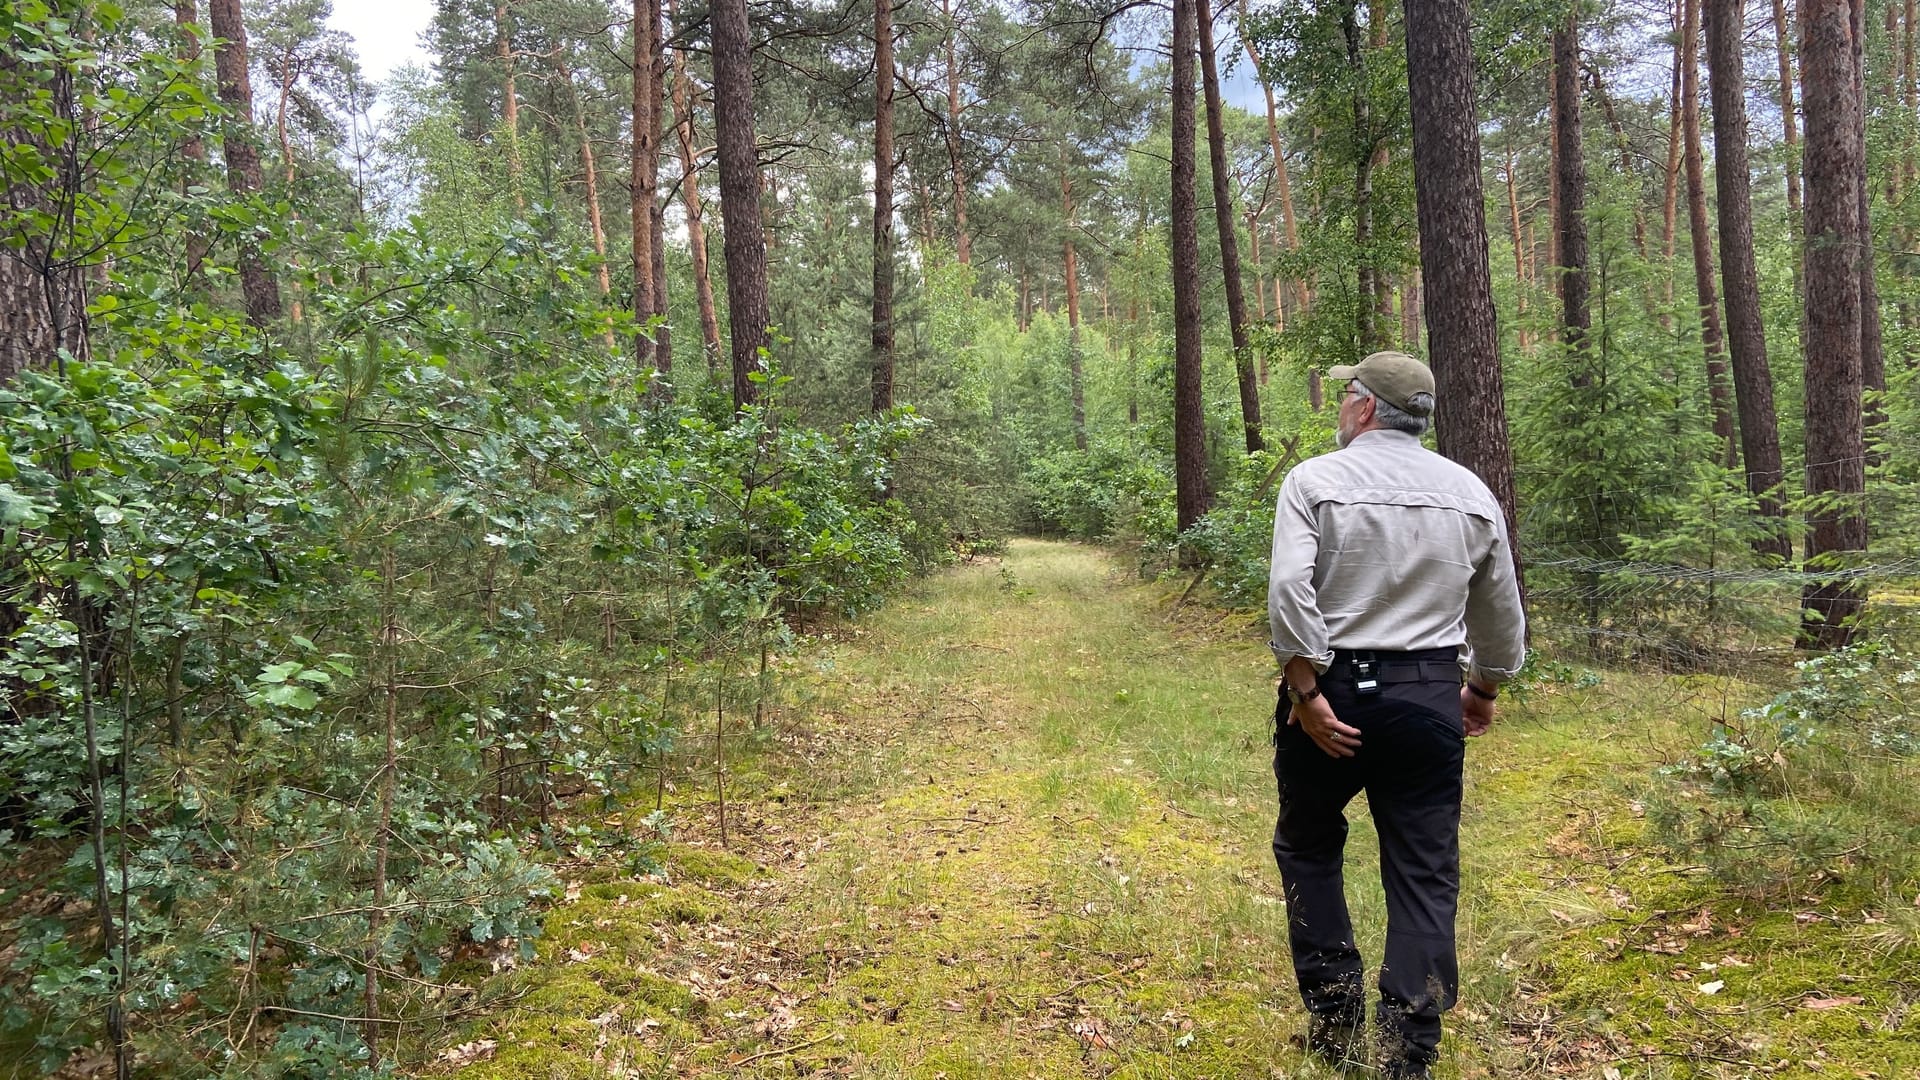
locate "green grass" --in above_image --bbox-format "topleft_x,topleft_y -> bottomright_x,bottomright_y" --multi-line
432,539 -> 1920,1078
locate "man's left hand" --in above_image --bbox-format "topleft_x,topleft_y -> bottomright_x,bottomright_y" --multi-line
1461,683 -> 1496,737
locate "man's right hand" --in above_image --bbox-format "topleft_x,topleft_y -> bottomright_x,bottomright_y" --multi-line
1289,694 -> 1363,758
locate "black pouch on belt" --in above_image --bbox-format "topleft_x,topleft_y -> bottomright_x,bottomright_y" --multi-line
1350,650 -> 1381,696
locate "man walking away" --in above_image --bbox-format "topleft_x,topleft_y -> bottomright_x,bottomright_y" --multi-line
1266,350 -> 1526,1078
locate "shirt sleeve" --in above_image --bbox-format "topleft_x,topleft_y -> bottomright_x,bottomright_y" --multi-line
1268,473 -> 1333,672
1462,509 -> 1527,684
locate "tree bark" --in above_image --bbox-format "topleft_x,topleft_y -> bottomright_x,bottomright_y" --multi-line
1799,0 -> 1868,647
632,0 -> 660,386
670,0 -> 722,365
1683,0 -> 1737,465
208,0 -> 282,325
648,0 -> 671,377
1401,0 -> 1522,575
1706,0 -> 1791,559
1,38 -> 87,380
1249,212 -> 1267,321
1198,0 -> 1261,451
1773,0 -> 1805,219
558,53 -> 612,303
1553,18 -> 1591,368
872,0 -> 896,415
1848,0 -> 1885,414
1062,165 -> 1086,448
175,1 -> 210,285
1663,17 -> 1683,329
942,0 -> 970,264
1504,142 -> 1528,348
1401,273 -> 1420,346
1343,2 -> 1387,352
1240,0 -> 1306,312
1907,0 -> 1918,194
1171,0 -> 1210,534
495,2 -> 522,211
1586,61 -> 1649,258
711,0 -> 769,410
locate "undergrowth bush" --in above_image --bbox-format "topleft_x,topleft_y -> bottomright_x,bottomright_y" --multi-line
0,224 -> 925,1076
1019,434 -> 1172,541
1648,642 -> 1920,901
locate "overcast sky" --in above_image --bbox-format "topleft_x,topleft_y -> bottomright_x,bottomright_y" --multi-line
325,1 -> 1272,113
330,0 -> 434,81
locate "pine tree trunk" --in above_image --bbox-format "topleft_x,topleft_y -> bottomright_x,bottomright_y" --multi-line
1547,69 -> 1561,288
1,44 -> 87,380
1553,18 -> 1591,369
275,52 -> 295,184
872,0 -> 896,415
1240,0 -> 1306,312
208,0 -> 282,325
631,0 -> 657,381
1586,61 -> 1649,258
558,53 -> 612,303
1401,273 -> 1420,346
1400,0 -> 1523,575
1248,215 -> 1267,321
670,0 -> 722,366
1171,0 -> 1210,535
1848,0 -> 1885,415
1706,0 -> 1791,560
1505,142 -> 1528,348
175,1 -> 210,286
1774,0 -> 1805,219
648,0 -> 671,377
942,0 -> 970,265
1907,0 -> 1918,193
1799,0 -> 1868,647
1683,0 -> 1737,466
1662,17 -> 1683,331
1343,2 -> 1386,352
1198,0 -> 1261,451
495,2 -> 522,211
711,0 -> 769,410
1062,166 -> 1086,449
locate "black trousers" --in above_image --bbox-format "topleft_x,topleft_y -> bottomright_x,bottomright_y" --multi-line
1271,650 -> 1465,1067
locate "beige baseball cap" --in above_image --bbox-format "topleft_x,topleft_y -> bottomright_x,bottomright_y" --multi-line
1326,351 -> 1436,416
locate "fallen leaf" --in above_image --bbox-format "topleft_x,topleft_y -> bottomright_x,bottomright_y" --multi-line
1801,996 -> 1863,1011
437,1039 -> 497,1066
1698,980 -> 1725,996
1071,1016 -> 1115,1051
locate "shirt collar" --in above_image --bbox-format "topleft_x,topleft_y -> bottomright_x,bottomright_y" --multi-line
1347,428 -> 1421,448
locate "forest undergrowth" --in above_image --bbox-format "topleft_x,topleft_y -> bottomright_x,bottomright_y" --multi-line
428,541 -> 1920,1079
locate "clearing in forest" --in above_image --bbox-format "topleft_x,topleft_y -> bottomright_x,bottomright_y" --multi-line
440,540 -> 1919,1079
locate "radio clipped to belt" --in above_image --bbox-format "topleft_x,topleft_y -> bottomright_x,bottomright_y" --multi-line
1349,650 -> 1381,696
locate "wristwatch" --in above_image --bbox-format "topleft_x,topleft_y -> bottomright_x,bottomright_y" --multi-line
1285,682 -> 1323,705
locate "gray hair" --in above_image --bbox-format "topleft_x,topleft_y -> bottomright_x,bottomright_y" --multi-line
1351,380 -> 1433,437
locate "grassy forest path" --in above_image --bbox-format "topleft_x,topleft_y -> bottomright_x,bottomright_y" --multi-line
445,540 -> 1918,1079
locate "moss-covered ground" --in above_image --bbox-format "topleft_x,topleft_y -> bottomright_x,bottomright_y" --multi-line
430,540 -> 1919,1078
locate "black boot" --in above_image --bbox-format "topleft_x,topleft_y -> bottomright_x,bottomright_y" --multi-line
1304,1011 -> 1366,1069
1373,1017 -> 1434,1079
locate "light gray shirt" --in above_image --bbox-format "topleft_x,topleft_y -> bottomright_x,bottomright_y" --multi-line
1268,429 -> 1527,684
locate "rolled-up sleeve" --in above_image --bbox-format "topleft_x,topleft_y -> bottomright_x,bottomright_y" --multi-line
1463,513 -> 1527,684
1268,474 -> 1332,671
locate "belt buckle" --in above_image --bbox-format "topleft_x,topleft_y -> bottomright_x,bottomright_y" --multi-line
1351,650 -> 1381,696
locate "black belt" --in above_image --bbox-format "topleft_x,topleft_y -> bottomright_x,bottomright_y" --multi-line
1326,648 -> 1462,685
